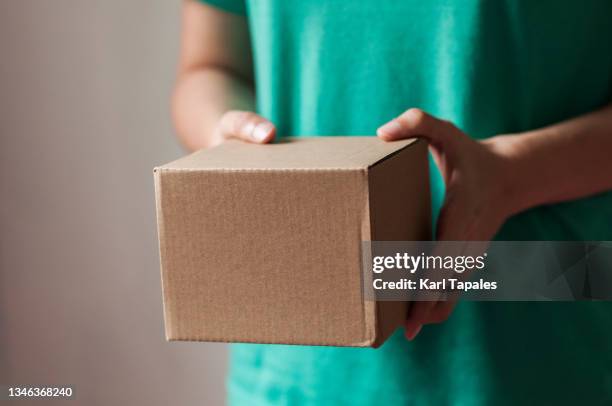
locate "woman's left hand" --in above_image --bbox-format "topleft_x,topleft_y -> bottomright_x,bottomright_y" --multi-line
377,108 -> 518,340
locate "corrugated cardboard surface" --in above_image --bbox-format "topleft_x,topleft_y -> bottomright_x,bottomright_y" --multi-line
159,137 -> 418,170
367,139 -> 432,346
155,137 -> 430,347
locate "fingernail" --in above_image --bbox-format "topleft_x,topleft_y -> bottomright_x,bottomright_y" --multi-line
377,120 -> 403,139
252,122 -> 274,142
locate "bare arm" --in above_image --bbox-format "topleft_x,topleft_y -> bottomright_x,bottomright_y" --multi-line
172,1 -> 275,151
497,104 -> 612,214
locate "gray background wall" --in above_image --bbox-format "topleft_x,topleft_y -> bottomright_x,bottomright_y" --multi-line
0,2 -> 227,405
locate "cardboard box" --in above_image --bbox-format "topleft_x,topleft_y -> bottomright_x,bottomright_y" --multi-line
154,136 -> 430,347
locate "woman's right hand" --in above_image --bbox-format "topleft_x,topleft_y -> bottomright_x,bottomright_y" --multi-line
214,110 -> 276,145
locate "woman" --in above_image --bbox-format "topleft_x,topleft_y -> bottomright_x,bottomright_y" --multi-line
173,1 -> 612,404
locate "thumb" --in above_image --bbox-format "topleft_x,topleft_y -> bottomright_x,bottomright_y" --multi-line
378,109 -> 464,178
219,110 -> 276,144
377,108 -> 457,151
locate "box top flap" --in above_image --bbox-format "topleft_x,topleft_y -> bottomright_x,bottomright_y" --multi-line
158,136 -> 417,171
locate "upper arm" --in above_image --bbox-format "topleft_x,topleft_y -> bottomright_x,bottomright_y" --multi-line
179,0 -> 253,82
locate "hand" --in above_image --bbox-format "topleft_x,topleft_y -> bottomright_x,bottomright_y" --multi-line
377,108 -> 516,340
213,110 -> 276,145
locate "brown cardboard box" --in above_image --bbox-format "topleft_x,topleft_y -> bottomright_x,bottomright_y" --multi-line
154,136 -> 430,347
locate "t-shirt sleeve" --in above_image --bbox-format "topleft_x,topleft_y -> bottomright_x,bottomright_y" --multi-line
196,0 -> 247,15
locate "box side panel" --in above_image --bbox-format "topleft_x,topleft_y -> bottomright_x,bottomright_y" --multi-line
367,138 -> 432,347
154,169 -> 174,340
157,168 -> 373,346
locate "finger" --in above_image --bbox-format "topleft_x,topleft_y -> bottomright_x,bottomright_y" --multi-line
437,182 -> 485,241
403,241 -> 454,335
404,299 -> 455,342
219,110 -> 276,144
435,196 -> 460,241
377,108 -> 453,148
429,300 -> 456,324
404,322 -> 422,341
406,300 -> 437,325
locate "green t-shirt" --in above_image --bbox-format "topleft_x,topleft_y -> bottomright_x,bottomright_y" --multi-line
199,1 -> 612,404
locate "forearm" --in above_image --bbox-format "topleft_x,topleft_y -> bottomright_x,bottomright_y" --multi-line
492,104 -> 612,215
172,67 -> 255,151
